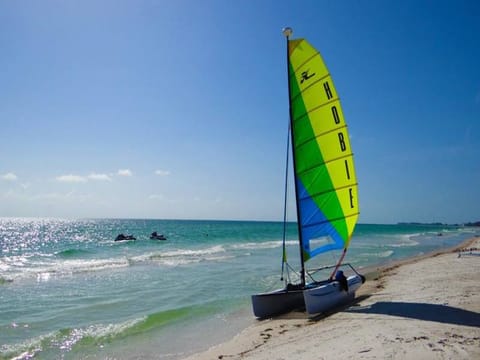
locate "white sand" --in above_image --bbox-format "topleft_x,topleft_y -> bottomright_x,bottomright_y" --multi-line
185,237 -> 480,360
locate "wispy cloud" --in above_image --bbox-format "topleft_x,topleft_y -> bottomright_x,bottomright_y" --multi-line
154,169 -> 171,176
1,172 -> 17,181
56,174 -> 87,183
56,173 -> 112,183
117,169 -> 133,177
87,173 -> 112,181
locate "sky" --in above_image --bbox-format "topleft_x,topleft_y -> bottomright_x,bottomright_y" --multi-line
1,0 -> 479,224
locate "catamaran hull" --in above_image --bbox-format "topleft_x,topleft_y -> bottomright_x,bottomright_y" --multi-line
251,288 -> 305,319
303,274 -> 363,315
252,274 -> 363,318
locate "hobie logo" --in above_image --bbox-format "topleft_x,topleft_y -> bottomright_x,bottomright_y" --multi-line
331,105 -> 341,124
338,132 -> 347,152
300,70 -> 315,83
323,81 -> 333,99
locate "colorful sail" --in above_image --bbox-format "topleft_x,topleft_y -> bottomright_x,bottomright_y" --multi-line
288,38 -> 359,261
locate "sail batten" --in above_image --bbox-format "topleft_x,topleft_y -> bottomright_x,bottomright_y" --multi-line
299,182 -> 359,202
301,212 -> 360,228
297,153 -> 355,176
290,74 -> 332,103
292,98 -> 342,123
295,124 -> 349,149
290,50 -> 321,74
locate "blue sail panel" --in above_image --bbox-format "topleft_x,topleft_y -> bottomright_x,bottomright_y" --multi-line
297,179 -> 345,260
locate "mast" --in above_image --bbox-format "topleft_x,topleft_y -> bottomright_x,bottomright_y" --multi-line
280,121 -> 290,281
282,27 -> 306,287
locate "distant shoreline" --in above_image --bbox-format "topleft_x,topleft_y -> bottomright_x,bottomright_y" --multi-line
358,235 -> 479,288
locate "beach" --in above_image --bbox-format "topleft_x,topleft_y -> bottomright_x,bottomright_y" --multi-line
185,237 -> 480,360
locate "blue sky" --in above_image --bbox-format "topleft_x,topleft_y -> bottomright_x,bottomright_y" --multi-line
1,1 -> 479,224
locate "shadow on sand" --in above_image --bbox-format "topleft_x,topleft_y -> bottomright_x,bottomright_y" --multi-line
346,301 -> 480,328
268,294 -> 373,321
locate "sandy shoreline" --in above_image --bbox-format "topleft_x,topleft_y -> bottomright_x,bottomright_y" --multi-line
184,237 -> 480,360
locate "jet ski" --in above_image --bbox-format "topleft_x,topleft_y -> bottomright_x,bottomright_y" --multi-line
150,232 -> 167,240
115,234 -> 136,241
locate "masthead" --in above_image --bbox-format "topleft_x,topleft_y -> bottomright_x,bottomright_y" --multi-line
282,27 -> 293,38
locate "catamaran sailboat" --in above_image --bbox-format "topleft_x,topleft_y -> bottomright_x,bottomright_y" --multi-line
251,28 -> 365,318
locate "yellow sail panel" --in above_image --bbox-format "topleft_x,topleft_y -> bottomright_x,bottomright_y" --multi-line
295,74 -> 338,109
295,128 -> 354,175
289,41 -> 329,84
288,39 -> 326,69
308,99 -> 346,139
298,157 -> 358,196
316,130 -> 353,164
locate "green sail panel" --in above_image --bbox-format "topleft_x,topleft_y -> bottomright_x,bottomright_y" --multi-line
288,38 -> 359,261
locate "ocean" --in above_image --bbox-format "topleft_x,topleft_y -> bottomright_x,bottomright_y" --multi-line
1,218 -> 478,359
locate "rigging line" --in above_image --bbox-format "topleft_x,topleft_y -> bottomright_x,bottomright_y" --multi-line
329,248 -> 348,280
280,116 -> 291,281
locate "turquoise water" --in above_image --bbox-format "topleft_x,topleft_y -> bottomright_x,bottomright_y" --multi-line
1,218 -> 478,359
